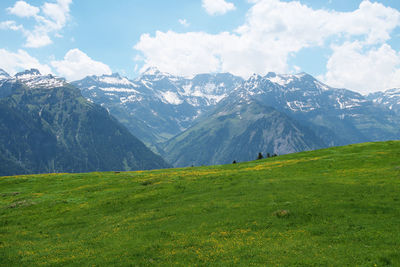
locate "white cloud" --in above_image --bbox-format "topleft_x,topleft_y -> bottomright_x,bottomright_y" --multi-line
134,31 -> 236,76
134,0 -> 400,92
2,0 -> 73,48
0,48 -> 52,75
42,0 -> 71,28
25,31 -> 53,48
0,48 -> 112,82
51,49 -> 112,81
202,0 -> 236,15
7,1 -> 39,18
0,20 -> 24,31
321,42 -> 400,94
178,18 -> 190,27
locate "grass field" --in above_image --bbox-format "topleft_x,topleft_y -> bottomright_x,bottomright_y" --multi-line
1,141 -> 400,266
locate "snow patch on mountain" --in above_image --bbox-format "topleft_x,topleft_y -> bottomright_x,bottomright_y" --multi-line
13,69 -> 66,89
331,95 -> 367,110
265,72 -> 311,87
203,83 -> 217,94
99,76 -> 137,87
23,76 -> 66,89
190,88 -> 227,105
314,81 -> 330,91
368,88 -> 400,112
180,83 -> 192,95
160,91 -> 183,105
141,80 -> 153,89
99,87 -> 140,93
120,95 -> 143,104
177,82 -> 229,105
267,74 -> 293,86
286,101 -> 318,112
138,67 -> 177,81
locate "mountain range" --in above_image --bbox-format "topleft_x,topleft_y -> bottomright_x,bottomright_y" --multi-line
1,67 -> 399,171
72,68 -> 243,153
71,67 -> 400,166
0,69 -> 170,176
367,88 -> 400,115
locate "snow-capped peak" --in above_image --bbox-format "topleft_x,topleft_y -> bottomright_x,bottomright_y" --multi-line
139,66 -> 175,80
15,69 -> 41,79
266,74 -> 290,86
248,73 -> 262,81
264,72 -> 312,86
97,73 -> 137,87
13,69 -> 66,89
294,72 -> 308,78
142,66 -> 161,76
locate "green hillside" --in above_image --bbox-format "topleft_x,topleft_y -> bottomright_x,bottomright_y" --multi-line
1,141 -> 400,266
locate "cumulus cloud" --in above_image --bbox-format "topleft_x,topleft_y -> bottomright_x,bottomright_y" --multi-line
7,1 -> 39,18
51,49 -> 112,81
0,48 -> 112,81
42,0 -> 71,28
0,48 -> 52,75
202,0 -> 236,15
0,20 -> 24,31
321,42 -> 400,94
2,0 -> 72,48
134,0 -> 400,92
135,31 -> 234,76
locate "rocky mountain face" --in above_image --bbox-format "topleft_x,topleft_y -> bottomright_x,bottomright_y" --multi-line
368,88 -> 400,115
162,72 -> 399,167
227,72 -> 400,146
162,98 -> 325,167
0,68 -> 67,98
72,68 -> 243,151
0,69 -> 170,176
71,68 -> 400,167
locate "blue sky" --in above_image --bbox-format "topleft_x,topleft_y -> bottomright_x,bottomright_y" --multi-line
0,0 -> 400,94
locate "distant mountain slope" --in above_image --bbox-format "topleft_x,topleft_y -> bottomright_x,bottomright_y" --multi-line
71,69 -> 400,166
72,68 -> 243,150
163,98 -> 324,167
368,88 -> 400,115
228,72 -> 400,146
0,69 -> 170,176
162,72 -> 400,166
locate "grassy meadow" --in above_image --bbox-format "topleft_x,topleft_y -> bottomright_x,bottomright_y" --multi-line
1,141 -> 400,266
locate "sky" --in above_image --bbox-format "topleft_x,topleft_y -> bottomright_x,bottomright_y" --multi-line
0,0 -> 400,94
